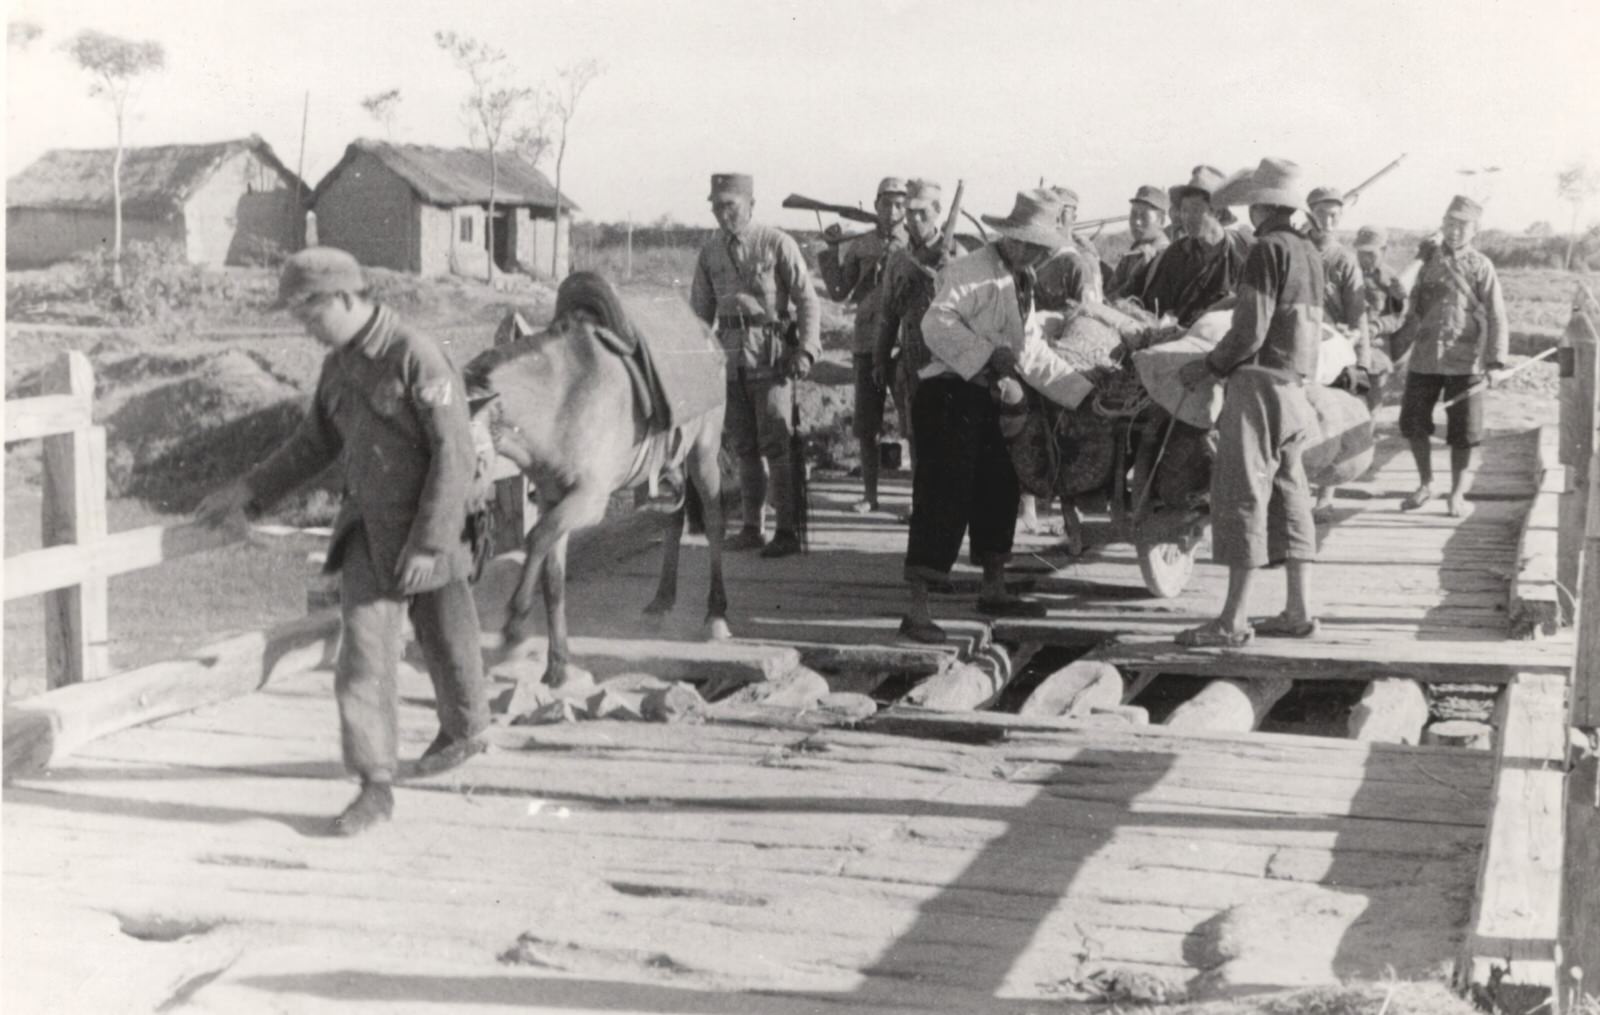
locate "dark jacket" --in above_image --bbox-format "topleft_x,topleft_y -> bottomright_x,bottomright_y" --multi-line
1138,228 -> 1252,326
1206,215 -> 1326,383
246,306 -> 477,594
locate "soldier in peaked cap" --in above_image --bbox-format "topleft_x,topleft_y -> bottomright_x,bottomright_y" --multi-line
1176,158 -> 1326,649
898,189 -> 1098,643
1353,225 -> 1409,353
817,176 -> 908,514
1108,184 -> 1172,300
1306,186 -> 1372,375
1035,183 -> 1106,309
875,178 -> 953,474
1395,194 -> 1509,517
689,173 -> 822,559
1139,164 -> 1252,325
196,246 -> 491,836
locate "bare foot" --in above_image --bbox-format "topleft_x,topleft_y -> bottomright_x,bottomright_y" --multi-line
1447,490 -> 1466,517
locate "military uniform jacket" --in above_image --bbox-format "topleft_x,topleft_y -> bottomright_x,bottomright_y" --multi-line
876,240 -> 953,376
1109,236 -> 1170,300
245,306 -> 477,595
689,223 -> 822,374
1034,245 -> 1104,310
1138,229 -> 1253,326
821,226 -> 906,353
1361,263 -> 1408,335
1402,245 -> 1509,376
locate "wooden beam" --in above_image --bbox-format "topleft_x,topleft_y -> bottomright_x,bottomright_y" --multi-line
3,611 -> 339,782
39,354 -> 106,688
1511,428 -> 1565,637
1559,749 -> 1600,1014
990,627 -> 1572,682
6,520 -> 241,602
1458,672 -> 1567,1000
1577,425 -> 1600,727
4,392 -> 94,443
1559,298 -> 1599,608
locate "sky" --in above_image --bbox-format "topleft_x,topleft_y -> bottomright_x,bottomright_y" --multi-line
5,0 -> 1599,235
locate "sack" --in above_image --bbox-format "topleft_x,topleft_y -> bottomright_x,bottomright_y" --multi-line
1133,332 -> 1226,430
1303,384 -> 1375,488
1035,307 -> 1122,372
1001,392 -> 1059,498
1056,405 -> 1119,496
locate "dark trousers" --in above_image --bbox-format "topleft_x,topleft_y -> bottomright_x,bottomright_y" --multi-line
904,375 -> 1020,583
337,528 -> 488,782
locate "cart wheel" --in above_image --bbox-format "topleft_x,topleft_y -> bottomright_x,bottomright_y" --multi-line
1137,536 -> 1196,598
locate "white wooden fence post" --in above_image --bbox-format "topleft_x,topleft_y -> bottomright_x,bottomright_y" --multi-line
40,352 -> 109,687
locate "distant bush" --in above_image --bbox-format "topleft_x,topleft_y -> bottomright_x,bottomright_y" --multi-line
1475,229 -> 1600,271
70,239 -> 246,326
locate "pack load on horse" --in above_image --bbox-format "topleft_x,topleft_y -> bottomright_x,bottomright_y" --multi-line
999,297 -> 1381,597
464,273 -> 730,688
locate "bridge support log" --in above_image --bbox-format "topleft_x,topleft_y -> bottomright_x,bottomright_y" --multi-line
1165,677 -> 1293,733
1347,678 -> 1429,744
1019,658 -> 1124,718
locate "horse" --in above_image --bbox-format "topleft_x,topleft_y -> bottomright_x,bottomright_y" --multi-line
463,273 -> 730,688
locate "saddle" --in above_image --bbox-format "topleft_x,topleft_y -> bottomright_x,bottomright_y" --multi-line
553,273 -> 726,432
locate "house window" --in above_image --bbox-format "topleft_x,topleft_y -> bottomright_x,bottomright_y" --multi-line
460,216 -> 474,243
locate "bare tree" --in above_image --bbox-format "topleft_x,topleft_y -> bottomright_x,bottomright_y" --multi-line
510,92 -> 553,172
8,21 -> 42,50
435,31 -> 532,283
62,30 -> 166,288
360,88 -> 402,139
547,58 -> 603,278
1557,161 -> 1600,271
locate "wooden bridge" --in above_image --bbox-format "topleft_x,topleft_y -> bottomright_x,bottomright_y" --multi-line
5,321 -> 1600,1011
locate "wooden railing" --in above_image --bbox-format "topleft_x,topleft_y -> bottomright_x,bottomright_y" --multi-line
4,351 -> 238,691
1560,283 -> 1600,1013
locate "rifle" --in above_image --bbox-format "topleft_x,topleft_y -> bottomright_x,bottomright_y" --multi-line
941,180 -> 966,256
1073,214 -> 1127,234
781,193 -> 878,225
1344,154 -> 1407,207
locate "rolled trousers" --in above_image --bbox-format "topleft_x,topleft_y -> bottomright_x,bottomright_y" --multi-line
1210,366 -> 1317,570
904,375 -> 1019,583
336,527 -> 488,782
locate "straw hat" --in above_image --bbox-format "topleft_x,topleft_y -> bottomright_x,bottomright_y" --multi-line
980,190 -> 1070,250
1168,165 -> 1228,208
1210,158 -> 1307,211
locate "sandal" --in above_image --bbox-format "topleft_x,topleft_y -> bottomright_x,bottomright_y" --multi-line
1175,622 -> 1254,648
1253,613 -> 1320,639
1399,486 -> 1433,512
897,615 -> 948,644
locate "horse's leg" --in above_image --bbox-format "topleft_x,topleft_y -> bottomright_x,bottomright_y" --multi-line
691,414 -> 731,641
537,529 -> 592,689
499,484 -> 609,668
643,496 -> 684,619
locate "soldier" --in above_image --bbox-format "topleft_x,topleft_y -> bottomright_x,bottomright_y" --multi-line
1035,184 -> 1105,308
1306,186 -> 1372,373
1108,184 -> 1171,300
1353,225 -> 1409,357
1177,158 -> 1325,647
874,178 -> 953,472
1396,195 -> 1510,517
196,247 -> 490,836
1139,165 -> 1252,325
689,173 -> 822,559
900,190 -> 1096,643
818,177 -> 907,514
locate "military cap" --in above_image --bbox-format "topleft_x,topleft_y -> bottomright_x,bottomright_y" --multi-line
1129,184 -> 1169,213
1307,185 -> 1345,208
1169,165 -> 1227,207
1445,195 -> 1484,222
708,173 -> 754,201
905,178 -> 942,206
273,246 -> 366,310
877,176 -> 908,197
1353,226 -> 1387,251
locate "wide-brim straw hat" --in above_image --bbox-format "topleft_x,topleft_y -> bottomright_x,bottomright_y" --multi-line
1210,158 -> 1307,211
1169,165 -> 1228,207
980,189 -> 1070,250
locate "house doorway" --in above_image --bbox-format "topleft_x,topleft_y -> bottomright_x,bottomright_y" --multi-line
489,209 -> 513,271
